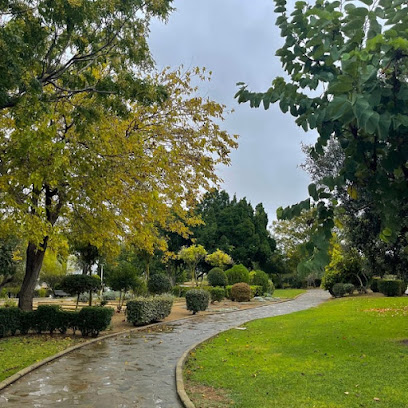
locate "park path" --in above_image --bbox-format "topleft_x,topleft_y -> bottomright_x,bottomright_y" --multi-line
0,290 -> 330,408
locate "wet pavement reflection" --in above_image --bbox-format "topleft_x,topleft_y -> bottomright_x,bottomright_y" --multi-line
0,290 -> 330,407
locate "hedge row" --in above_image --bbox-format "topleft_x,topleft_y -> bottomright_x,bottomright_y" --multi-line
0,305 -> 114,338
172,284 -> 264,300
377,279 -> 407,297
126,296 -> 173,326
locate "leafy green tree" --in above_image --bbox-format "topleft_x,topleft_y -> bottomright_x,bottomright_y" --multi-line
0,237 -> 20,290
193,190 -> 276,271
39,250 -> 67,291
236,0 -> 408,271
0,0 -> 173,113
178,245 -> 207,286
205,249 -> 233,270
1,68 -> 236,310
60,274 -> 101,310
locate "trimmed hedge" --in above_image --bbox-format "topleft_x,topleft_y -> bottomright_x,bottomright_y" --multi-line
378,279 -> 407,297
207,268 -> 228,287
0,306 -> 114,338
370,277 -> 381,293
231,283 -> 251,302
147,274 -> 172,295
78,307 -> 114,336
185,289 -> 209,314
208,286 -> 225,303
225,265 -> 250,285
332,283 -> 347,298
126,296 -> 174,326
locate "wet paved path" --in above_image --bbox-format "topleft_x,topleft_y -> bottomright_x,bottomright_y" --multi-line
0,290 -> 330,408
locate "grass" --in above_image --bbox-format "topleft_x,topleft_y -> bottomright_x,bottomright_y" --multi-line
273,288 -> 306,299
185,296 -> 408,408
0,335 -> 85,382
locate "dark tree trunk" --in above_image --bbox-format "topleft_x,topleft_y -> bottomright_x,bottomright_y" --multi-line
18,238 -> 49,311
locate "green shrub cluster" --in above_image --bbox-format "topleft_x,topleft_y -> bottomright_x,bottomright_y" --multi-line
225,265 -> 250,285
147,274 -> 172,295
331,283 -> 355,298
0,306 -> 114,338
250,285 -> 263,297
126,296 -> 173,325
230,282 -> 251,302
78,307 -> 114,336
185,289 -> 209,314
208,286 -> 225,302
343,283 -> 355,295
250,270 -> 270,294
207,268 -> 228,287
378,279 -> 407,297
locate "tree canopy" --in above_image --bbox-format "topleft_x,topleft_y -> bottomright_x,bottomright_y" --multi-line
236,0 -> 408,271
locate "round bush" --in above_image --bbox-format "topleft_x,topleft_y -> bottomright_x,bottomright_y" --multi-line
268,280 -> 275,295
343,283 -> 355,295
332,283 -> 346,298
230,282 -> 251,302
207,268 -> 228,287
209,286 -> 225,303
185,289 -> 209,314
147,274 -> 172,294
250,270 -> 270,294
225,265 -> 250,285
378,279 -> 407,297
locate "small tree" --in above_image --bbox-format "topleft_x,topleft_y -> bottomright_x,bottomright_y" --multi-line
39,251 -> 67,292
206,249 -> 233,270
178,245 -> 207,286
60,275 -> 101,310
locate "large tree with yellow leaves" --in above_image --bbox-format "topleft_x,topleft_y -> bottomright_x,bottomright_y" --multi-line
0,68 -> 237,310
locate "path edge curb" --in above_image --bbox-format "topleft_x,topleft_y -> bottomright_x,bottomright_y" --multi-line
175,295 -> 304,408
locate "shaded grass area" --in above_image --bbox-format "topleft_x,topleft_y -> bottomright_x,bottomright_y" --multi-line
0,335 -> 85,382
273,288 -> 306,299
185,296 -> 408,408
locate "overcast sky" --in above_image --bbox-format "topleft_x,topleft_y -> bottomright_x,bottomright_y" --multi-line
148,0 -> 317,222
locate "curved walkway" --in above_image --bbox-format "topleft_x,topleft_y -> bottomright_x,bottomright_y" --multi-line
0,290 -> 330,408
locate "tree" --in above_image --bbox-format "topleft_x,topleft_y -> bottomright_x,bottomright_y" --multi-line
105,263 -> 141,311
236,0 -> 408,271
193,190 -> 276,271
39,250 -> 67,291
0,0 -> 173,113
60,274 -> 100,310
178,245 -> 207,286
0,237 -> 20,290
205,249 -> 233,270
1,68 -> 237,310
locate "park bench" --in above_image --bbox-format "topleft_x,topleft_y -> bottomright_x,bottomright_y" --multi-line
53,289 -> 70,298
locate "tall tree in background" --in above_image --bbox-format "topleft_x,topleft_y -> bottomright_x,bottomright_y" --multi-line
236,0 -> 408,272
1,68 -> 237,310
193,190 -> 276,271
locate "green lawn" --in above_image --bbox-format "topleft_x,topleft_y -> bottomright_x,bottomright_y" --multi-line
273,288 -> 306,299
0,335 -> 84,382
185,296 -> 408,408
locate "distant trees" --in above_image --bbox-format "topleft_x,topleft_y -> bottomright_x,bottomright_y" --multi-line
192,190 -> 276,272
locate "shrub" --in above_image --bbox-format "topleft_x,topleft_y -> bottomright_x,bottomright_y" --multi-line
370,277 -> 381,293
147,274 -> 172,295
268,280 -> 275,295
77,306 -> 114,337
185,289 -> 209,314
250,270 -> 270,294
0,307 -> 22,337
343,283 -> 355,295
225,285 -> 233,299
250,285 -> 263,297
207,268 -> 228,287
231,283 -> 251,302
378,279 -> 407,297
208,287 -> 225,303
34,305 -> 62,334
332,283 -> 346,298
19,310 -> 35,335
225,265 -> 250,285
102,291 -> 118,300
126,296 -> 174,325
171,286 -> 192,297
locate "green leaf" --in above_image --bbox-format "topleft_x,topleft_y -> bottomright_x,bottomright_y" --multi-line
308,183 -> 318,200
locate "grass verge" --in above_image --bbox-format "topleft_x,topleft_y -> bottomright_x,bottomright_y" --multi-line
185,296 -> 408,408
0,335 -> 85,382
273,288 -> 306,299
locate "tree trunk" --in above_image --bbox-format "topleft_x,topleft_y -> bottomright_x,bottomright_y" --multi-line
18,239 -> 49,311
89,290 -> 92,306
